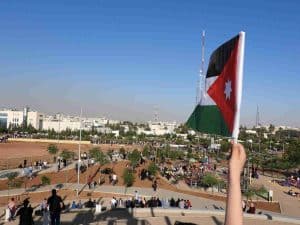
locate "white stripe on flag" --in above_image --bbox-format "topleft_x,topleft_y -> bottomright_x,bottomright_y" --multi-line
199,77 -> 217,106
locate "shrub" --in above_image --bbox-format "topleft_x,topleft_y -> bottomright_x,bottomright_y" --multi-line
41,176 -> 51,186
89,148 -> 108,165
128,149 -> 140,168
48,144 -> 58,162
123,169 -> 135,187
7,172 -> 20,188
60,149 -> 74,161
142,145 -> 151,158
148,162 -> 158,176
201,173 -> 219,191
48,144 -> 58,155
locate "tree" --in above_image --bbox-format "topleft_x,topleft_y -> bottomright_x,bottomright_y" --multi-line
123,168 -> 135,187
41,175 -> 51,186
201,173 -> 219,192
142,145 -> 151,158
284,140 -> 300,168
175,124 -> 189,134
148,162 -> 158,177
128,149 -> 140,168
7,172 -> 19,188
220,140 -> 231,153
89,148 -> 108,166
243,187 -> 255,200
243,185 -> 268,201
269,124 -> 275,133
7,172 -> 22,196
48,144 -> 59,162
25,124 -> 37,134
60,149 -> 74,161
119,147 -> 126,155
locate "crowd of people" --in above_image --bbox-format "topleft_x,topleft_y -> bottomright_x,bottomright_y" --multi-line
108,191 -> 192,210
159,160 -> 216,187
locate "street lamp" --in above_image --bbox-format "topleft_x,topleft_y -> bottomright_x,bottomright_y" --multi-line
77,108 -> 82,197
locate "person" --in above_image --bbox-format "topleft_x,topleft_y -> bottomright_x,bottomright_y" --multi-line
77,200 -> 82,209
40,198 -> 49,225
47,189 -> 64,225
118,198 -> 124,207
268,190 -> 273,202
87,175 -> 92,189
40,198 -> 48,211
186,199 -> 192,209
170,197 -> 176,207
178,199 -> 184,209
152,179 -> 158,191
85,198 -> 94,208
242,200 -> 246,212
16,199 -> 33,225
224,142 -> 246,225
112,173 -> 117,185
247,202 -> 256,214
71,201 -> 77,209
111,197 -> 117,209
8,197 -> 16,220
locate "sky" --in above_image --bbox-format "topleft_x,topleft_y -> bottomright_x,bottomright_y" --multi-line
0,0 -> 299,127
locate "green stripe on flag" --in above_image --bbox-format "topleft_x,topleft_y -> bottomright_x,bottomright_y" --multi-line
186,104 -> 231,137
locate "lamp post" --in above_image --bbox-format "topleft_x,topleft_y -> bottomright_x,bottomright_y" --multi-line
77,108 -> 82,197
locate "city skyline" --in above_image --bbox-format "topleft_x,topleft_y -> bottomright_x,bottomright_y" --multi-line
0,1 -> 299,127
1,105 -> 298,129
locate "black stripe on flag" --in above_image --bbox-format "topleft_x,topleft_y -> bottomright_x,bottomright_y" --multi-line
206,35 -> 239,78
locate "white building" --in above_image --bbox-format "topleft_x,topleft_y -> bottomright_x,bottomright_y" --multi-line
245,130 -> 257,135
27,111 -> 44,130
43,115 -> 81,132
0,107 -> 44,130
136,121 -> 178,136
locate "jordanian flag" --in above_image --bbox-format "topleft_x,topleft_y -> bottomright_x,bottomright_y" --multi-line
187,32 -> 245,138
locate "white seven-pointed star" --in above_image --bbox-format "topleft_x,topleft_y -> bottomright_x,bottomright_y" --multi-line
224,80 -> 232,100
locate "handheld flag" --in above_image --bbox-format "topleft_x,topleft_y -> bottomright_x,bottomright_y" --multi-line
187,32 -> 245,139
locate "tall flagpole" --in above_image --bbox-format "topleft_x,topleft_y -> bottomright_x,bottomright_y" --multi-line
196,30 -> 205,105
77,107 -> 82,197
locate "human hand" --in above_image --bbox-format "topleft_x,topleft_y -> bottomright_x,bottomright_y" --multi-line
228,143 -> 246,180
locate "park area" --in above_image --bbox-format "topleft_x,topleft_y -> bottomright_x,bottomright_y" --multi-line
0,139 -> 299,225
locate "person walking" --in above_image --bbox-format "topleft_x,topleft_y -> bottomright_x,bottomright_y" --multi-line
47,189 -> 64,225
16,199 -> 33,225
87,175 -> 92,189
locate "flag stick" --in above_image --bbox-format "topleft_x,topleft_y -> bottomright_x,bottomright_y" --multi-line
232,31 -> 246,143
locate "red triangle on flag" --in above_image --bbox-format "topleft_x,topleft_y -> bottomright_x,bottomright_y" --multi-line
207,42 -> 239,133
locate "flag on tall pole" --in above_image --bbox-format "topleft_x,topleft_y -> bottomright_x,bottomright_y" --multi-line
187,31 -> 245,139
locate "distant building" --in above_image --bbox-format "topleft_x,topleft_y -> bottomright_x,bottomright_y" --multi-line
43,115 -> 81,132
136,121 -> 178,136
0,107 -> 44,130
245,130 -> 257,135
